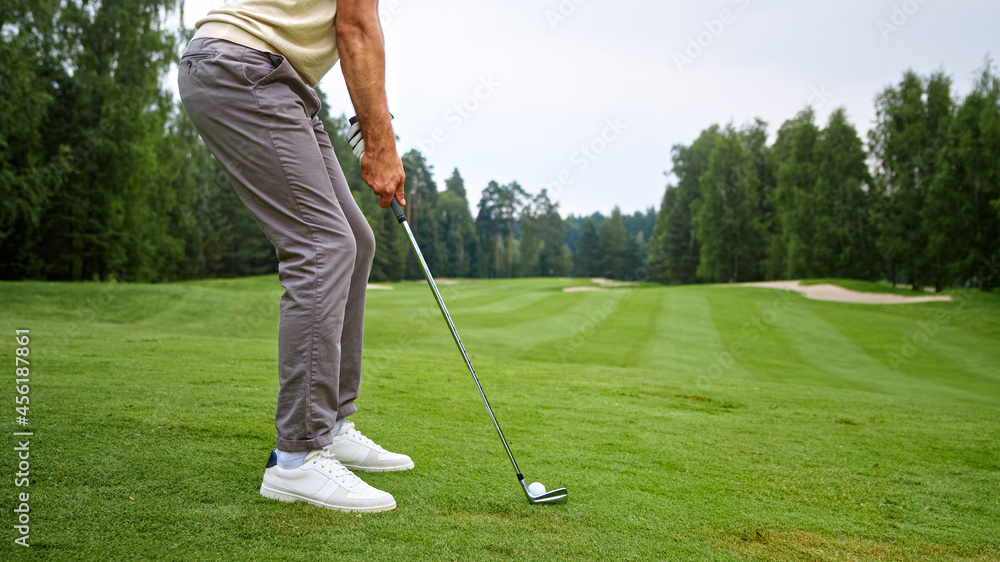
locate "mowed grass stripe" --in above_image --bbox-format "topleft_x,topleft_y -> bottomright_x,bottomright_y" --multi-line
636,285 -> 725,376
769,299 -> 923,396
806,295 -> 1000,402
705,288 -> 807,385
451,287 -> 588,329
515,287 -> 665,369
500,289 -> 631,365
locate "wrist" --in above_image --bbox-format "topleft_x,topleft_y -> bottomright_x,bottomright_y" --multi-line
364,140 -> 397,159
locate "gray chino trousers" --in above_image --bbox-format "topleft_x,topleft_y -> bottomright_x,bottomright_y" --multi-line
178,37 -> 374,452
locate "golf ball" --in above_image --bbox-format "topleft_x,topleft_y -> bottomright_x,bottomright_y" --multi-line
528,482 -> 546,495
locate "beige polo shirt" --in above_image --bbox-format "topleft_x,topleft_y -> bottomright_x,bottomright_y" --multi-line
193,0 -> 340,87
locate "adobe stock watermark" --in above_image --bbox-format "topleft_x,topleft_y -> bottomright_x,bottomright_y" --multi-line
700,288 -> 796,385
807,84 -> 834,109
541,117 -> 627,198
379,0 -> 403,25
416,75 -> 500,157
545,0 -> 588,31
13,329 -> 33,548
878,0 -> 932,41
673,0 -> 752,73
557,292 -> 630,363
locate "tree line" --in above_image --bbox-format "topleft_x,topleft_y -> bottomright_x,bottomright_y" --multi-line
0,0 -> 640,283
2,1 -> 997,290
647,63 -> 1000,292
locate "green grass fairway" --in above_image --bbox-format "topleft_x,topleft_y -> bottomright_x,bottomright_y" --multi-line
2,277 -> 999,560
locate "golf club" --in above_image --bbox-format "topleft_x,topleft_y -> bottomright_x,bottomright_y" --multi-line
347,116 -> 567,505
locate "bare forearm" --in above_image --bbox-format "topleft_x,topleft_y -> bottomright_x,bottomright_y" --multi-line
335,0 -> 405,208
337,22 -> 395,156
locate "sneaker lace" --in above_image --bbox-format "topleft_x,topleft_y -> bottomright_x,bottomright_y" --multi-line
342,421 -> 384,451
311,449 -> 364,490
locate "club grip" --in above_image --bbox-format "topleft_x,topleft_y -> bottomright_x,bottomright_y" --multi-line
390,198 -> 406,223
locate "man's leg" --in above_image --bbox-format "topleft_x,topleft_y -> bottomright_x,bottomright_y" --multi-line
312,120 -> 375,421
179,38 -> 352,452
312,116 -> 414,473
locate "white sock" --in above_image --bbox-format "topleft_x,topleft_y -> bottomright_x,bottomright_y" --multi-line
275,420 -> 345,470
275,449 -> 308,470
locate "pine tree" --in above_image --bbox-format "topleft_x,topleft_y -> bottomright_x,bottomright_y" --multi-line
622,208 -> 656,240
597,207 -> 628,279
573,217 -> 601,277
562,215 -> 585,253
535,190 -> 569,277
516,198 -> 541,277
497,181 -> 527,278
623,232 -> 646,280
517,190 -> 566,277
437,169 -> 478,277
445,168 -> 467,198
476,181 -> 504,278
402,150 -> 445,279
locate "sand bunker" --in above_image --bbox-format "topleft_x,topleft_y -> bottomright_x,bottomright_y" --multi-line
562,277 -> 639,292
734,280 -> 952,305
366,284 -> 394,291
590,277 -> 636,287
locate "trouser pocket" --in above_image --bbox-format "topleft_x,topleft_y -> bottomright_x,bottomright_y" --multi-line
241,48 -> 287,87
179,50 -> 219,75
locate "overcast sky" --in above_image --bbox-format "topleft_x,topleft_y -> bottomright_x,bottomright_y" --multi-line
174,0 -> 1000,217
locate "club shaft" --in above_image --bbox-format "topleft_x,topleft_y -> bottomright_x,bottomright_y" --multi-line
397,218 -> 523,478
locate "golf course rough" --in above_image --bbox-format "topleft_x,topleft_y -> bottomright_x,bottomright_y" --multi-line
0,276 -> 997,561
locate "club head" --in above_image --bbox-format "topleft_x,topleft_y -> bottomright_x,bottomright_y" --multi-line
521,479 -> 568,504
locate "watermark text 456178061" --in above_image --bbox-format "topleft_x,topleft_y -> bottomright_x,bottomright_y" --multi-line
13,329 -> 32,548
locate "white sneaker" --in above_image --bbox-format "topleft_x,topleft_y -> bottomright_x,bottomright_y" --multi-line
259,449 -> 396,513
324,420 -> 414,472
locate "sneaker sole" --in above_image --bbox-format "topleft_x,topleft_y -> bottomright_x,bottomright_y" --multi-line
259,485 -> 397,513
341,460 -> 415,473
